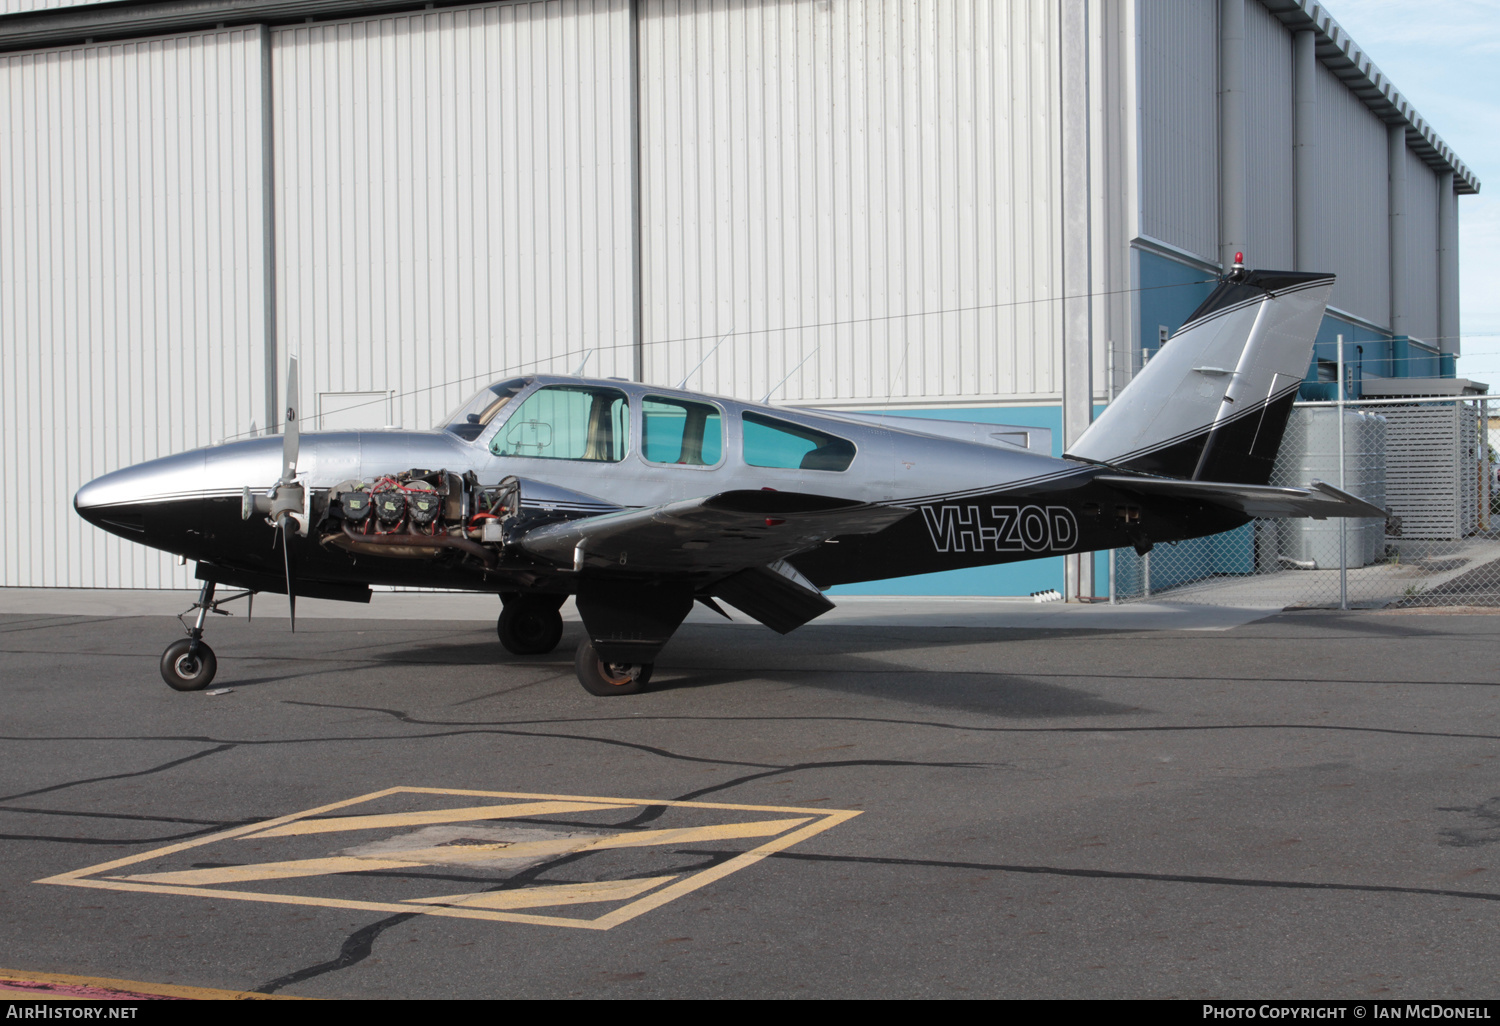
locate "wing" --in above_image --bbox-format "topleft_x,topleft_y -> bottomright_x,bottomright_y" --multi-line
1096,474 -> 1387,520
516,489 -> 914,574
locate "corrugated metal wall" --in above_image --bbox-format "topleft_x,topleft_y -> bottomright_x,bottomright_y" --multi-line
1135,0 -> 1217,264
1090,0 -> 1137,395
1243,0 -> 1292,269
1308,61 -> 1388,327
1402,146 -> 1440,344
273,0 -> 635,433
1,28 -> 268,588
0,0 -> 1464,589
638,0 -> 1065,406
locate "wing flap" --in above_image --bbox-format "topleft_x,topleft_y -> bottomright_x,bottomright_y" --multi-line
515,490 -> 913,573
1097,474 -> 1387,520
711,560 -> 835,634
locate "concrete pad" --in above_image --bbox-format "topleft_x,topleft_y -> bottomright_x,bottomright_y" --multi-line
3,607 -> 1499,998
0,587 -> 1279,632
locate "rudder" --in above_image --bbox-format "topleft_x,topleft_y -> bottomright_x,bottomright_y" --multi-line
1066,269 -> 1335,485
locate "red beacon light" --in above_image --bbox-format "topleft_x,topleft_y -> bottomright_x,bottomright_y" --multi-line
1230,251 -> 1246,282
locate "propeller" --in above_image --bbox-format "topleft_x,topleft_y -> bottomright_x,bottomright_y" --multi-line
280,354 -> 300,492
242,356 -> 305,632
274,356 -> 302,632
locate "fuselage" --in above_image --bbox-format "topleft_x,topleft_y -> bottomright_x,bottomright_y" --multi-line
74,375 -> 1246,594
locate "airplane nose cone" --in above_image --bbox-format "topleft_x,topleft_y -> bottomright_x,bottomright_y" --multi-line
75,437 -> 290,526
75,450 -> 209,512
74,449 -> 212,539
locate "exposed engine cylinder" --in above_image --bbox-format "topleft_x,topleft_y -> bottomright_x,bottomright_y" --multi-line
373,490 -> 406,524
342,491 -> 372,521
319,470 -> 519,572
406,487 -> 440,525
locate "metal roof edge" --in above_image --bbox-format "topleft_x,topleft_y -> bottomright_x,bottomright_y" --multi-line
1259,0 -> 1480,195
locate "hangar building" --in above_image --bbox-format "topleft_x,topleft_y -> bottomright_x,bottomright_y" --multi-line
0,0 -> 1481,594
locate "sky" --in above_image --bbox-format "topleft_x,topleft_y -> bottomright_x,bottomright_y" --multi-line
1325,0 -> 1500,385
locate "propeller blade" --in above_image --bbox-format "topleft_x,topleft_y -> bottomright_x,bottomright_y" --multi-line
281,517 -> 297,634
281,354 -> 300,487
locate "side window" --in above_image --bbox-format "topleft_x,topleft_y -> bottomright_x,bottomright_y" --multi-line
742,411 -> 856,472
491,385 -> 629,461
642,396 -> 723,467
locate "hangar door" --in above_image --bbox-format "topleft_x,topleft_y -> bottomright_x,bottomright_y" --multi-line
1,28 -> 270,588
272,0 -> 637,436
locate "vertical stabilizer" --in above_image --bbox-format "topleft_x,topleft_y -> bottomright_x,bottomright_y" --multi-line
1066,270 -> 1334,484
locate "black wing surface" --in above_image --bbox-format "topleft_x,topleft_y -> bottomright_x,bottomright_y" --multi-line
516,489 -> 914,574
1096,475 -> 1387,521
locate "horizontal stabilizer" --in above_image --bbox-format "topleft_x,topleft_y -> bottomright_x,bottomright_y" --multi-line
711,560 -> 835,634
516,490 -> 913,574
1097,474 -> 1387,521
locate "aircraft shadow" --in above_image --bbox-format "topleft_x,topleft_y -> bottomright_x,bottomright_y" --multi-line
647,665 -> 1143,719
354,623 -> 1144,720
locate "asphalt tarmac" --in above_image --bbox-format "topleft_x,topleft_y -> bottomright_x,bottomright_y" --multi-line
1,606 -> 1498,999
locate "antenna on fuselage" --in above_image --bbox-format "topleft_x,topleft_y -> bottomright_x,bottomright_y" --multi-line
677,330 -> 733,390
760,347 -> 819,405
571,349 -> 594,376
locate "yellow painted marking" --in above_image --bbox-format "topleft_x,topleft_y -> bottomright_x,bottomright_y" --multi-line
372,786 -> 854,817
35,786 -> 415,885
404,875 -> 676,910
118,855 -> 434,887
244,800 -> 632,838
39,787 -> 861,931
117,818 -> 811,887
50,876 -> 627,930
584,818 -> 813,850
588,809 -> 863,930
0,967 -> 306,1001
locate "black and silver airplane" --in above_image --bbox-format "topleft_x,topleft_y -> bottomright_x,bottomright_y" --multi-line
75,264 -> 1384,695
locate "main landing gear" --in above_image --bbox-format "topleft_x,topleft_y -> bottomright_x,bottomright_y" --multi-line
494,593 -> 653,696
563,579 -> 691,698
159,579 -> 252,691
495,593 -> 566,655
573,641 -> 653,696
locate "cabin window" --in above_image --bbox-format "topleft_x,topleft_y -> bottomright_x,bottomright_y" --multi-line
441,378 -> 531,440
642,396 -> 723,467
491,385 -> 630,462
742,411 -> 855,471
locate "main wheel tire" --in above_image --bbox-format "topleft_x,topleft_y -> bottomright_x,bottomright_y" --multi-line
497,601 -> 564,655
574,640 -> 652,696
160,638 -> 217,691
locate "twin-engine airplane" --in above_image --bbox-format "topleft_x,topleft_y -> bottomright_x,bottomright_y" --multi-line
75,263 -> 1384,695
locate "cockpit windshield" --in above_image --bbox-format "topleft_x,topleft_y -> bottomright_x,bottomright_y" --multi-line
440,378 -> 533,441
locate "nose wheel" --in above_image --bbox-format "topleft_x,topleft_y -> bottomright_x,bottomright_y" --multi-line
161,638 -> 217,691
160,576 -> 253,691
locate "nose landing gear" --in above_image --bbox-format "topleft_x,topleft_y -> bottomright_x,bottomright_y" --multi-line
160,578 -> 253,691
161,637 -> 217,691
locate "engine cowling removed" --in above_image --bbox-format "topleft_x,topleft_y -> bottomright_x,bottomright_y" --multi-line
319,470 -> 521,569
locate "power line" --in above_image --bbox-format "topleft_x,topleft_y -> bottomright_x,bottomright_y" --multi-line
214,276 -> 1273,442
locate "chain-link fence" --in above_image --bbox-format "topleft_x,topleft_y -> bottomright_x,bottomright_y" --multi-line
1109,396 -> 1499,609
